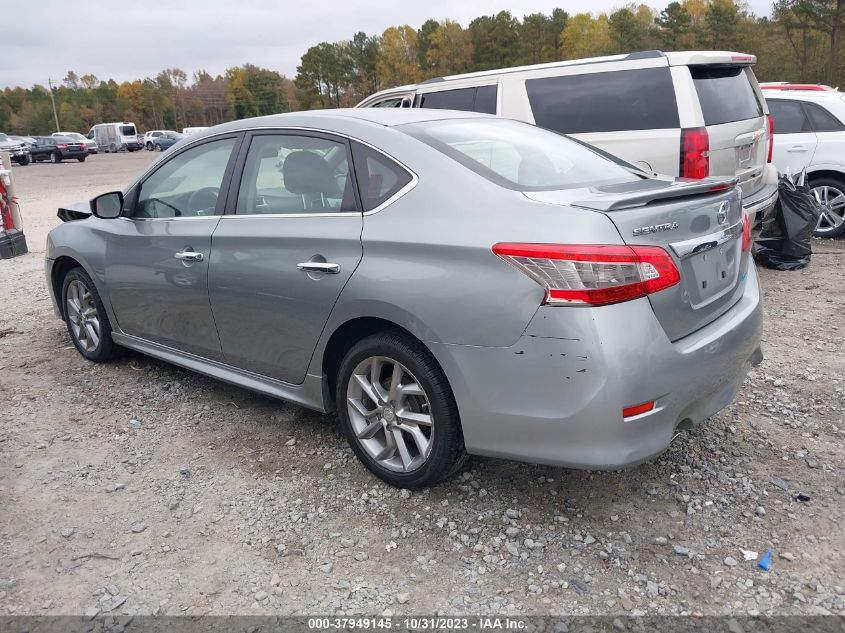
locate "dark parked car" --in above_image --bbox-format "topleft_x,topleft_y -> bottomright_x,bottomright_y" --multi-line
31,136 -> 88,163
154,131 -> 182,151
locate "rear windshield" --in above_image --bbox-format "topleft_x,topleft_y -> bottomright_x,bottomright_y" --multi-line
525,68 -> 680,134
691,66 -> 763,126
399,118 -> 644,191
121,125 -> 136,136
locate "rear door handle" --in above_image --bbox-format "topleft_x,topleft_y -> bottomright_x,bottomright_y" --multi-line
297,261 -> 340,274
787,145 -> 808,152
174,251 -> 204,262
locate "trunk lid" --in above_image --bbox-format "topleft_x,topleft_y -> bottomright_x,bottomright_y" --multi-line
525,176 -> 748,341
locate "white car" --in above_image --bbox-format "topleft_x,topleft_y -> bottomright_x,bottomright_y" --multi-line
143,130 -> 168,151
765,88 -> 845,237
53,131 -> 98,154
358,50 -> 779,222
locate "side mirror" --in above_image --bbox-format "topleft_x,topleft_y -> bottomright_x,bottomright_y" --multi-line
90,191 -> 124,219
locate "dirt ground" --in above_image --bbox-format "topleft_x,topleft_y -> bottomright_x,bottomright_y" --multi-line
0,152 -> 843,618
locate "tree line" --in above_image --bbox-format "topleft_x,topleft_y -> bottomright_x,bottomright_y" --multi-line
3,0 -> 845,135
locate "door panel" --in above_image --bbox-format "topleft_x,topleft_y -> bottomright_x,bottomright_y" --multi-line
105,217 -> 223,357
768,99 -> 818,175
208,132 -> 363,384
104,136 -> 240,359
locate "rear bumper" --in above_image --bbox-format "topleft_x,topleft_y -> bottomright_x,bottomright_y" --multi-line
429,262 -> 763,469
742,179 -> 778,220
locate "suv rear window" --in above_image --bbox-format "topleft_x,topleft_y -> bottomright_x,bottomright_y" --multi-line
400,118 -> 643,191
525,68 -> 680,134
691,66 -> 763,126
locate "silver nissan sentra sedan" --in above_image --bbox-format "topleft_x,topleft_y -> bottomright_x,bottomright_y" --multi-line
46,108 -> 763,488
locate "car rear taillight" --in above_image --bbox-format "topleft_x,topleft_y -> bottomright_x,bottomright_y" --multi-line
680,127 -> 709,179
766,114 -> 774,163
742,213 -> 752,252
57,143 -> 68,150
491,243 -> 681,307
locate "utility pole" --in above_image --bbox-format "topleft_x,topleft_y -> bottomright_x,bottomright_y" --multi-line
46,78 -> 60,132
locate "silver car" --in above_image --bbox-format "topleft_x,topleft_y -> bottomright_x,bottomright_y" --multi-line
46,109 -> 763,488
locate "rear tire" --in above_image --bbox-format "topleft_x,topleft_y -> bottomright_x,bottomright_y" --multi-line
77,156 -> 86,162
810,176 -> 845,238
61,268 -> 120,362
335,331 -> 466,488
146,142 -> 153,151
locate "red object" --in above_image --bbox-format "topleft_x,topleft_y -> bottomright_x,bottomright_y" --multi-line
730,55 -> 755,63
56,144 -> 68,150
0,177 -> 12,230
680,128 -> 709,179
766,114 -> 774,162
491,243 -> 681,307
623,401 -> 655,418
742,213 -> 752,252
760,83 -> 831,91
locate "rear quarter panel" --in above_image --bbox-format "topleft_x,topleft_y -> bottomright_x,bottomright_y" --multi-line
308,132 -> 626,375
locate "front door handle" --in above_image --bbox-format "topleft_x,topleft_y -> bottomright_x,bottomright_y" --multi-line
297,261 -> 340,274
175,251 -> 204,262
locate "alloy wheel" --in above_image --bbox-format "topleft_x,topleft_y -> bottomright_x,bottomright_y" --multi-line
346,356 -> 434,473
66,279 -> 101,352
812,184 -> 845,236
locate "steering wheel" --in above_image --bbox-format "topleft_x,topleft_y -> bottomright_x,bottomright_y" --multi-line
186,187 -> 219,216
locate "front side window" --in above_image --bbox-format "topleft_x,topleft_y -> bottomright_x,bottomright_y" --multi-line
351,141 -> 412,211
400,118 -> 643,191
767,99 -> 811,134
236,134 -> 356,215
526,68 -> 680,134
134,137 -> 236,218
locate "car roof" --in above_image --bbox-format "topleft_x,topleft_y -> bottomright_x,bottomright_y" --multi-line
359,50 -> 756,102
763,90 -> 845,103
202,107 -> 494,137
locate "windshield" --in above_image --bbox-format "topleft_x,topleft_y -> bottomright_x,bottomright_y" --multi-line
0,133 -> 8,142
399,118 -> 644,191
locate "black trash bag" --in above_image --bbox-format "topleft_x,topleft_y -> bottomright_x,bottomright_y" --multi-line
752,177 -> 821,270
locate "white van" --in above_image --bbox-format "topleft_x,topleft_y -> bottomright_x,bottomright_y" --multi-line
86,122 -> 140,153
358,50 -> 779,219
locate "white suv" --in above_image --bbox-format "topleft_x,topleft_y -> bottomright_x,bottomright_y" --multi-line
143,130 -> 168,151
764,88 -> 845,237
358,50 -> 778,221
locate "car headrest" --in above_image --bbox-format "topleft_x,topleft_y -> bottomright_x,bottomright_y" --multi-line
282,151 -> 339,196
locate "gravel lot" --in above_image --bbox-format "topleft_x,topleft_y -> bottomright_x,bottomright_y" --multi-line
0,152 -> 843,618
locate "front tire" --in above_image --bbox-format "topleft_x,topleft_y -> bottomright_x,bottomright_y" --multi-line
77,156 -> 86,162
51,151 -> 61,164
146,142 -> 153,150
810,177 -> 845,238
336,331 -> 466,488
62,268 -> 119,362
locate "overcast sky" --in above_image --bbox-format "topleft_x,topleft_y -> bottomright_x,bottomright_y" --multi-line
2,0 -> 773,89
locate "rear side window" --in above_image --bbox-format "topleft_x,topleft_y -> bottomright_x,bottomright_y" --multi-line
525,68 -> 680,134
121,125 -> 136,136
804,101 -> 845,132
691,66 -> 763,125
767,100 -> 812,134
351,141 -> 413,211
417,85 -> 498,114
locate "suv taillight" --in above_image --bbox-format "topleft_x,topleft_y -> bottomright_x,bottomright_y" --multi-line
492,243 -> 681,307
680,127 -> 709,179
766,114 -> 774,163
